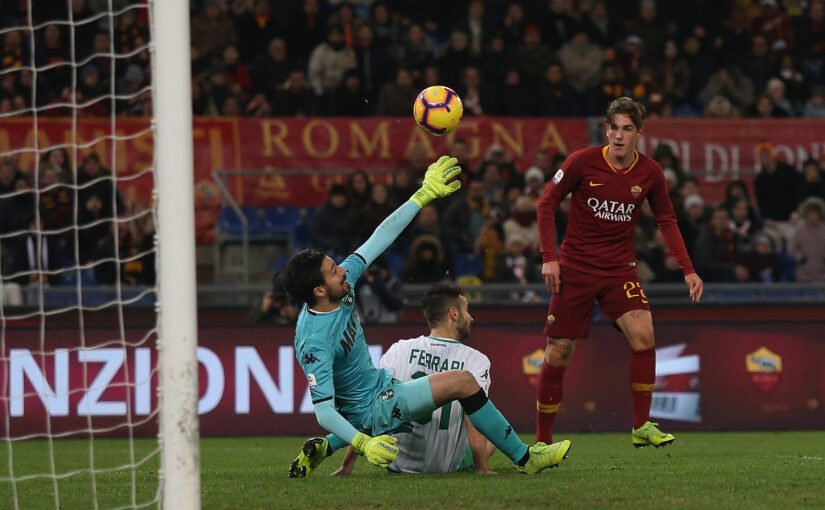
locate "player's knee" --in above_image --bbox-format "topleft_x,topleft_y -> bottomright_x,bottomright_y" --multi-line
632,329 -> 655,350
545,337 -> 573,366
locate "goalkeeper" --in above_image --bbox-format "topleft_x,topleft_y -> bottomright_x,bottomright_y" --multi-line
281,156 -> 571,477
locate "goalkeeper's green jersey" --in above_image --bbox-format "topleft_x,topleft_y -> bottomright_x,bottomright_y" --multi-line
294,252 -> 393,430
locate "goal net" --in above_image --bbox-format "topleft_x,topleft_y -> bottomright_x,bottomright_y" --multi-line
0,1 -> 198,509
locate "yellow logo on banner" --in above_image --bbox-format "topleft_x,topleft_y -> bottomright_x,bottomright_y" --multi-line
746,347 -> 782,373
522,349 -> 544,376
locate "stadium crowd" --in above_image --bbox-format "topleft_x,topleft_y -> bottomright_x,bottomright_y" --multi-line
1,0 -> 824,291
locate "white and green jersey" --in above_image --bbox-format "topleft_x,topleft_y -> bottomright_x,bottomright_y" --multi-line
379,335 -> 491,474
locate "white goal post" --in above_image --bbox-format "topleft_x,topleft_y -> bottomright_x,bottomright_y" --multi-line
151,0 -> 200,509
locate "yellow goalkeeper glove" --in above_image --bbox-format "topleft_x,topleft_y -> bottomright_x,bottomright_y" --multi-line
351,432 -> 399,468
410,155 -> 462,208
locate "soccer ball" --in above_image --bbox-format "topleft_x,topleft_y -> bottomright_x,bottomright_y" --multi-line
413,86 -> 463,136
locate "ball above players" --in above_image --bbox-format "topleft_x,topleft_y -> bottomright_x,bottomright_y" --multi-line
413,86 -> 463,136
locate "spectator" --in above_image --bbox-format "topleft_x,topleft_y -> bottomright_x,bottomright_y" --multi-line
724,178 -> 763,230
354,24 -> 391,97
310,184 -> 357,255
233,0 -> 282,63
404,234 -> 450,284
657,39 -> 691,108
346,170 -> 372,211
680,192 -> 706,254
249,270 -> 297,326
387,166 -> 418,208
444,179 -> 489,254
252,38 -> 291,98
502,195 -> 539,257
754,142 -> 799,247
703,65 -> 755,114
286,0 -> 327,63
439,30 -> 477,88
457,0 -> 488,57
38,165 -> 74,271
797,0 -> 825,82
516,24 -> 554,86
540,0 -> 578,48
78,193 -> 113,264
375,68 -> 417,116
752,0 -> 795,53
646,230 -> 687,283
680,35 -> 715,107
480,160 -> 506,206
93,220 -> 144,285
328,1 -> 358,49
481,34 -> 513,87
498,2 -> 526,48
307,25 -> 356,106
270,70 -> 316,116
0,173 -> 33,237
41,148 -> 70,180
492,232 -> 538,284
694,207 -> 749,282
727,198 -> 759,244
557,30 -> 603,94
77,153 -> 126,215
652,143 -> 686,186
776,55 -> 808,110
190,0 -> 236,61
803,87 -> 825,118
742,34 -> 774,96
331,69 -> 371,116
390,24 -> 433,75
494,69 -> 533,116
789,197 -> 825,282
742,233 -> 783,282
359,183 -> 394,240
475,206 -> 506,282
523,166 -> 545,204
356,257 -> 403,324
704,94 -> 741,118
749,93 -> 789,118
369,1 -> 400,49
456,65 -> 495,116
798,156 -> 825,201
222,45 -> 252,100
590,63 -> 625,115
625,0 -> 666,58
538,62 -> 577,117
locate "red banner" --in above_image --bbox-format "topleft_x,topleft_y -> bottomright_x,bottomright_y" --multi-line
2,323 -> 823,438
3,117 -> 825,242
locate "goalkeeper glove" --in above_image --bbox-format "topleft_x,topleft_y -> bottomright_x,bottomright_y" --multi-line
351,432 -> 399,468
410,155 -> 462,208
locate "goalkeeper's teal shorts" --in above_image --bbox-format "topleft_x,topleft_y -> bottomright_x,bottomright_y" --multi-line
363,376 -> 436,436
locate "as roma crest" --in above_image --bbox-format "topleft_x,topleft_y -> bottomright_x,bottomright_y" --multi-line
746,346 -> 782,394
630,185 -> 642,198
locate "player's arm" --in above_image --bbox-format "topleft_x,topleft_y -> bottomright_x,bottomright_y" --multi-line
465,416 -> 496,474
331,446 -> 359,476
353,156 -> 461,266
647,168 -> 704,302
536,154 -> 579,293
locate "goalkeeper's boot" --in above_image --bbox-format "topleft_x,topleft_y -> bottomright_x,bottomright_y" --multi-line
288,437 -> 329,478
632,421 -> 675,448
518,439 -> 571,474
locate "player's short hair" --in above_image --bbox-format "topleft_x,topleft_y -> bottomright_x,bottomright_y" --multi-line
422,283 -> 465,328
605,97 -> 646,131
279,248 -> 326,307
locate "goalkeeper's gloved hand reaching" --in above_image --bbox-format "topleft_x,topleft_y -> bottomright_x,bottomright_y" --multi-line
351,432 -> 399,468
410,155 -> 462,208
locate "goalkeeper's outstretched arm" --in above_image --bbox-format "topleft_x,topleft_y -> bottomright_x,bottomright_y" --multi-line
354,156 -> 461,266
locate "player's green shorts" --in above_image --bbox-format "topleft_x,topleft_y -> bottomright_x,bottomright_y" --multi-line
363,376 -> 436,435
457,445 -> 475,472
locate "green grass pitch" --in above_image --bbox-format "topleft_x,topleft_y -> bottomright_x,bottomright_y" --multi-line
2,431 -> 824,509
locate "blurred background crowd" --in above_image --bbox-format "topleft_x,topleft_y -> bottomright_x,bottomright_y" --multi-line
1,0 -> 824,310
2,0 -> 825,118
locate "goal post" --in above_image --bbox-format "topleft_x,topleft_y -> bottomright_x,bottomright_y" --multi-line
151,0 -> 200,509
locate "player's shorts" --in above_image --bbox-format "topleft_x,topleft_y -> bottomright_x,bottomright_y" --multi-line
362,376 -> 436,436
543,264 -> 650,339
457,444 -> 475,472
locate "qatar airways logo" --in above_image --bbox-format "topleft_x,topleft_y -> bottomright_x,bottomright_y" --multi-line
586,198 -> 635,222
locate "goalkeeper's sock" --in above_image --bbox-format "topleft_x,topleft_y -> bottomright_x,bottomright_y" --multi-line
325,433 -> 348,456
630,346 -> 656,429
459,389 -> 529,465
536,363 -> 565,444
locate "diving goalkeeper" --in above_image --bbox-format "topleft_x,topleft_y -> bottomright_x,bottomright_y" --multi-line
281,157 -> 571,477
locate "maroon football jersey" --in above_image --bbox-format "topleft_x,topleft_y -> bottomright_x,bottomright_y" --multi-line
537,146 -> 694,277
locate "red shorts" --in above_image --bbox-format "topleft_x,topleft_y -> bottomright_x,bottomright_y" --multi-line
543,265 -> 650,339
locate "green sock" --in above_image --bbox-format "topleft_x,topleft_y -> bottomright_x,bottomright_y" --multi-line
465,399 -> 529,464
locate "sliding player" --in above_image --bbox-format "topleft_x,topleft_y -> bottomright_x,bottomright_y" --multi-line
332,283 -> 497,475
282,156 -> 570,477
